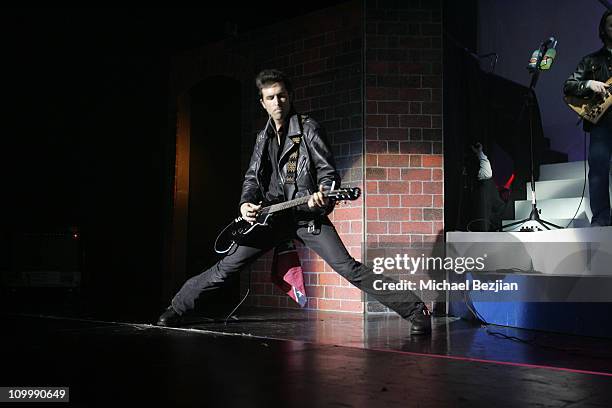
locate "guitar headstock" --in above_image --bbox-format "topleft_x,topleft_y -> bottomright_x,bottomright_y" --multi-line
327,187 -> 361,201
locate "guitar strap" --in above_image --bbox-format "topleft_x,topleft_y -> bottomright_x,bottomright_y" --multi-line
283,114 -> 320,235
282,137 -> 301,199
282,114 -> 307,199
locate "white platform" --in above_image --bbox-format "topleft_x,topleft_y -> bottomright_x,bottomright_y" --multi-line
447,227 -> 612,277
446,227 -> 612,302
539,161 -> 588,181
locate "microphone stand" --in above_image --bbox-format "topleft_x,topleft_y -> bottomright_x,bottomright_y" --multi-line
500,41 -> 563,231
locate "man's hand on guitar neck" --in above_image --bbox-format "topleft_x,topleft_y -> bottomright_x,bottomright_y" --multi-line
587,80 -> 610,96
240,202 -> 261,223
308,184 -> 329,209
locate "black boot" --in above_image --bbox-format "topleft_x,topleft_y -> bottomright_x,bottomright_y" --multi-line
409,307 -> 432,335
156,306 -> 183,327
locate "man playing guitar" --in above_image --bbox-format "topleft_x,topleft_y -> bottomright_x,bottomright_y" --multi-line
564,10 -> 612,226
157,69 -> 432,334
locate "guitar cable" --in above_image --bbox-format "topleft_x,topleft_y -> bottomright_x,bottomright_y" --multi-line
563,130 -> 588,228
214,217 -> 242,254
214,229 -> 250,325
224,266 -> 251,326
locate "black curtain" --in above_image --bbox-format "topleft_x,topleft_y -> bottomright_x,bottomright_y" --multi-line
443,1 -> 544,231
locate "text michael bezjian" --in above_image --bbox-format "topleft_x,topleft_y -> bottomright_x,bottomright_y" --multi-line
373,279 -> 519,293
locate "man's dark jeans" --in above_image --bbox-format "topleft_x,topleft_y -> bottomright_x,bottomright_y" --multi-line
171,216 -> 424,320
589,124 -> 612,226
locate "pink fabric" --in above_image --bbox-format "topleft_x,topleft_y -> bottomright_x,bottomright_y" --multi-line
271,242 -> 307,307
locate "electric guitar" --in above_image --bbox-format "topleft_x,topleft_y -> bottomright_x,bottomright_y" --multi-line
564,77 -> 612,124
214,187 -> 361,253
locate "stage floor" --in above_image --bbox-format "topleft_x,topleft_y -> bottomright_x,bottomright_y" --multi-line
3,308 -> 612,406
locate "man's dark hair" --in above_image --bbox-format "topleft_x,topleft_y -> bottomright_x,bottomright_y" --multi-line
255,69 -> 293,98
599,10 -> 612,43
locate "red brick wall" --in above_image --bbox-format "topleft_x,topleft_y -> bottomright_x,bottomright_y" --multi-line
168,0 -> 443,314
364,1 -> 443,243
364,1 -> 444,311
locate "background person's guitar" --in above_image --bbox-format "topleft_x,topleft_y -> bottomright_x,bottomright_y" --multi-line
214,187 -> 361,253
564,77 -> 612,124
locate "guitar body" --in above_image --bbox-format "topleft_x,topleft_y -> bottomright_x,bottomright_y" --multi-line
232,212 -> 273,237
213,212 -> 273,253
564,77 -> 612,124
213,187 -> 361,253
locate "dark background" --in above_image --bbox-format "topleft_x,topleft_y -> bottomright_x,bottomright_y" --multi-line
0,6 -> 346,320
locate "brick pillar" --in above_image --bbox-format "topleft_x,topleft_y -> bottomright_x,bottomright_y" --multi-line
364,0 -> 444,311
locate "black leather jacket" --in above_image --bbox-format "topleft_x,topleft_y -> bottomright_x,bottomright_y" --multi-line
564,47 -> 612,129
239,112 -> 341,218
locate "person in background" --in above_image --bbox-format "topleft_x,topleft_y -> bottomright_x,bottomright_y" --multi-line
468,142 -> 507,231
564,10 -> 612,226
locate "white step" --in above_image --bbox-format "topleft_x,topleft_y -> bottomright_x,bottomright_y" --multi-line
539,161 -> 588,181
526,178 -> 586,200
514,197 -> 587,220
447,227 -> 612,279
539,161 -> 612,181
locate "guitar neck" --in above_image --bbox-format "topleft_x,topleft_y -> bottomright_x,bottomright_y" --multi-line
260,187 -> 360,215
266,195 -> 314,214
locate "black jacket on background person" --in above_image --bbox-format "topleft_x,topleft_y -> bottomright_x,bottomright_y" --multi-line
564,43 -> 612,226
564,47 -> 612,131
239,112 -> 341,220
